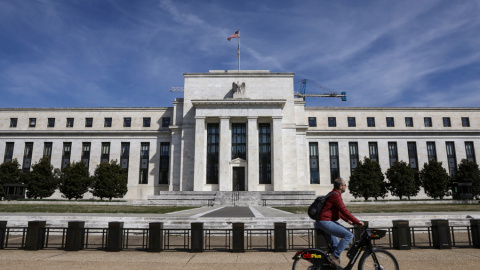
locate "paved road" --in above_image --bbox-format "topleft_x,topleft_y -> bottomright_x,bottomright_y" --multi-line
201,207 -> 255,218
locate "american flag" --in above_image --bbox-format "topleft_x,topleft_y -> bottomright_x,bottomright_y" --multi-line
227,30 -> 239,41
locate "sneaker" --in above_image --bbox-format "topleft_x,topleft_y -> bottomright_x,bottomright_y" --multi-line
330,256 -> 341,267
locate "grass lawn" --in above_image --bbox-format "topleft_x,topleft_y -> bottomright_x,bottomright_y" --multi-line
0,204 -> 196,214
276,203 -> 480,214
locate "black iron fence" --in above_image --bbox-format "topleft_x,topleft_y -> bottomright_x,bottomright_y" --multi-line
1,219 -> 480,252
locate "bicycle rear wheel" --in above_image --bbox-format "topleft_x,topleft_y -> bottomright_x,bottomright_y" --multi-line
292,258 -> 319,270
358,249 -> 399,270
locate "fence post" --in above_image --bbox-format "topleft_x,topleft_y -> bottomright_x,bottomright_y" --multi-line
431,219 -> 451,249
148,222 -> 163,252
392,220 -> 411,250
65,221 -> 85,251
274,222 -> 287,252
106,222 -> 123,252
470,219 -> 480,248
191,222 -> 203,252
354,221 -> 368,242
25,220 -> 46,251
232,223 -> 244,253
0,221 -> 6,249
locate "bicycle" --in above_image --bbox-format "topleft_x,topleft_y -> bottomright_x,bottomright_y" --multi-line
292,225 -> 399,270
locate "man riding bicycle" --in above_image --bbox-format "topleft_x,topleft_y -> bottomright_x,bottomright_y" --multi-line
315,177 -> 364,267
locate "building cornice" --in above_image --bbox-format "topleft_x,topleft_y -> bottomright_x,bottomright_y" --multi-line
0,130 -> 171,137
191,99 -> 286,108
306,129 -> 480,137
0,107 -> 171,112
305,107 -> 480,111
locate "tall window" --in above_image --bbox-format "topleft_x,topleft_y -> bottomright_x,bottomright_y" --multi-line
407,142 -> 418,170
85,118 -> 93,127
328,117 -> 337,127
47,118 -> 55,128
259,123 -> 271,184
348,117 -> 356,127
369,142 -> 378,162
424,117 -> 432,127
139,142 -> 149,184
443,117 -> 451,127
446,142 -> 457,178
29,118 -> 36,128
23,142 -> 33,172
405,117 -> 413,127
82,142 -> 91,169
104,118 -> 112,127
159,142 -> 170,184
4,142 -> 14,163
43,142 -> 52,162
162,117 -> 170,127
462,117 -> 470,127
10,118 -> 17,128
231,123 -> 246,160
388,142 -> 398,167
123,118 -> 131,127
66,118 -> 74,127
101,142 -> 110,163
427,142 -> 437,161
386,117 -> 394,127
367,117 -> 375,127
465,142 -> 476,163
309,142 -> 319,184
206,123 -> 219,184
62,142 -> 72,168
349,142 -> 359,173
143,117 -> 151,127
308,117 -> 317,127
329,142 -> 339,183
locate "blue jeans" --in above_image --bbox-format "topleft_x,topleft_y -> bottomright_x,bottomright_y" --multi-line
315,221 -> 353,259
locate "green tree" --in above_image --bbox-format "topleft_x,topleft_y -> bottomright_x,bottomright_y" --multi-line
456,159 -> 480,199
419,159 -> 451,199
58,161 -> 92,200
25,157 -> 59,199
349,157 -> 387,200
91,160 -> 127,201
385,161 -> 420,200
0,159 -> 23,198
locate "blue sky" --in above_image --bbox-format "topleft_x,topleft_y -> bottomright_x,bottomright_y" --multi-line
1,0 -> 479,108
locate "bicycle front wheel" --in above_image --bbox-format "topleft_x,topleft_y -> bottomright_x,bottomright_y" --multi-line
292,258 -> 319,270
358,249 -> 399,270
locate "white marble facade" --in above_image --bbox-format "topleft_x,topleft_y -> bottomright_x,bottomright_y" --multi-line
1,70 -> 480,201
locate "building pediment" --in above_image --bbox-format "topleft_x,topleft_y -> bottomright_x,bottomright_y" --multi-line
229,157 -> 247,165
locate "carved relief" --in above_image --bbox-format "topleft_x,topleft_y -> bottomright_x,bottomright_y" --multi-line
232,81 -> 246,98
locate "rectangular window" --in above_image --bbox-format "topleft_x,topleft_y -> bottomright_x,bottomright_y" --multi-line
443,117 -> 451,127
123,117 -> 131,127
329,142 -> 339,183
29,118 -> 36,128
61,142 -> 72,168
66,118 -> 74,128
386,117 -> 394,127
101,142 -> 110,163
139,142 -> 150,184
407,142 -> 418,170
388,142 -> 398,167
207,123 -> 220,184
23,142 -> 34,172
259,123 -> 272,184
348,117 -> 356,127
424,117 -> 432,127
104,118 -> 112,127
231,123 -> 247,160
405,117 -> 413,127
47,118 -> 55,128
308,117 -> 317,127
43,142 -> 52,162
143,117 -> 151,127
85,118 -> 93,127
120,142 -> 130,173
427,142 -> 437,161
349,142 -> 359,173
446,142 -> 457,178
82,142 -> 91,169
367,117 -> 375,127
159,142 -> 170,184
309,142 -> 319,184
369,142 -> 378,162
465,142 -> 476,163
4,142 -> 14,163
10,118 -> 17,128
162,117 -> 171,127
462,117 -> 470,127
328,117 -> 337,127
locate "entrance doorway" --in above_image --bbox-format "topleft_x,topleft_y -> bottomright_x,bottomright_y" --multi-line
232,167 -> 246,191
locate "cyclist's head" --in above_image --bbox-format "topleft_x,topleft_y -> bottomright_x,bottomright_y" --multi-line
333,178 -> 344,189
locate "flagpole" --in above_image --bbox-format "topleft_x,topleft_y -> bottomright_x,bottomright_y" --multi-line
238,28 -> 240,72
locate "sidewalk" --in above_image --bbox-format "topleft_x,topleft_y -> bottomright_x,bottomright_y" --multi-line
1,248 -> 480,270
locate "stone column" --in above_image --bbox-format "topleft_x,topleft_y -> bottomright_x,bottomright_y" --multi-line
169,127 -> 182,191
272,116 -> 283,191
247,117 -> 258,191
219,117 -> 231,191
193,116 -> 206,191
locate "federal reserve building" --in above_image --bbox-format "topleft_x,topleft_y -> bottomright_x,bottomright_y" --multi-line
1,70 -> 479,202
